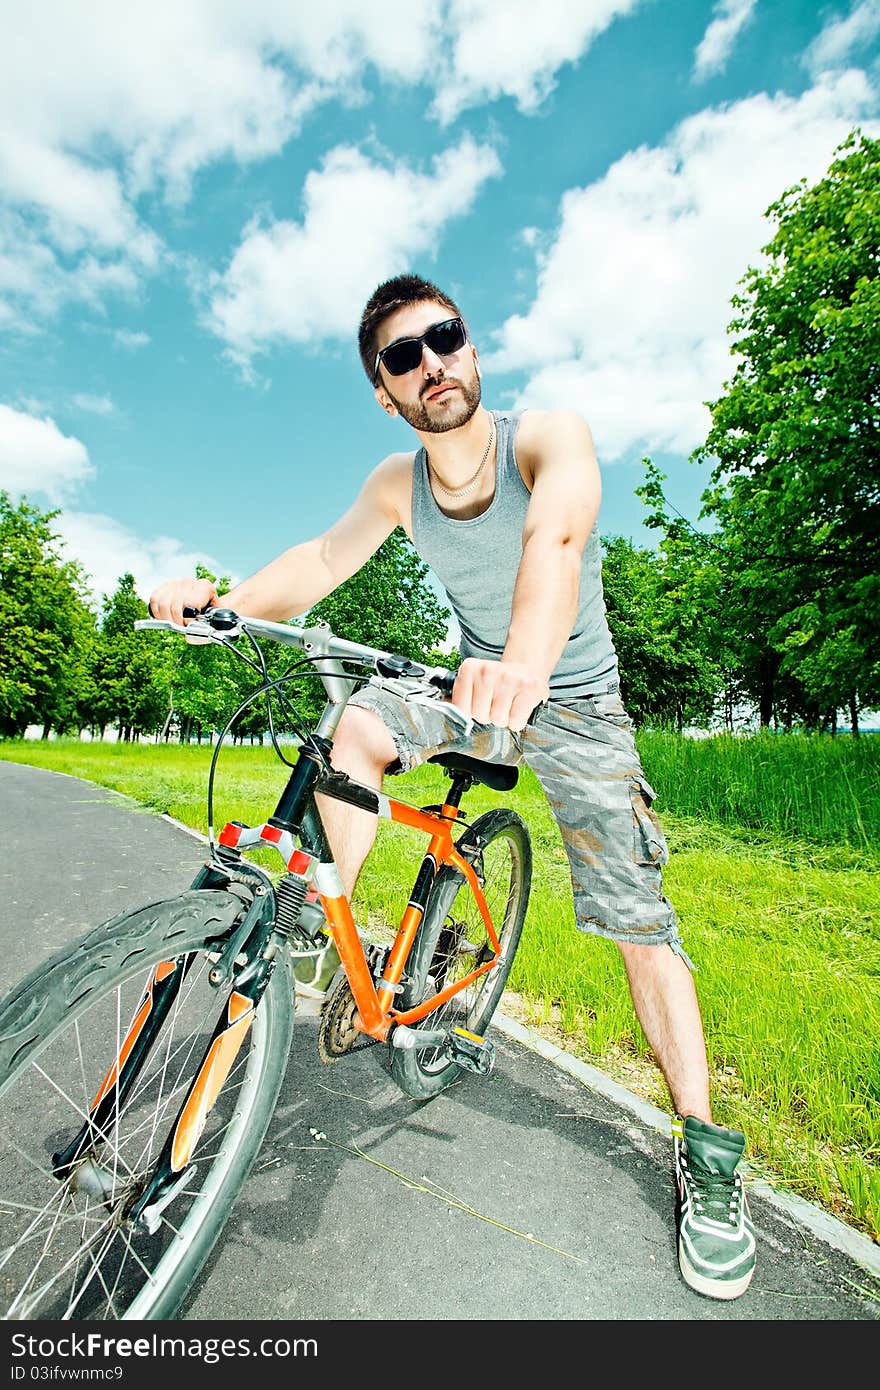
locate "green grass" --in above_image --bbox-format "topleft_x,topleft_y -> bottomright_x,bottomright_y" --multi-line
2,734 -> 878,1247
638,728 -> 880,861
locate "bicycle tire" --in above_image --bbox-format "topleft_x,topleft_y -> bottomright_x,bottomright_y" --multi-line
389,808 -> 531,1100
0,889 -> 294,1321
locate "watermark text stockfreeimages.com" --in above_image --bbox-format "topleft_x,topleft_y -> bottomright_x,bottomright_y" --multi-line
10,1332 -> 316,1369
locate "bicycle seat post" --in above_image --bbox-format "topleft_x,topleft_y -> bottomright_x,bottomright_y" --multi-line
443,771 -> 474,810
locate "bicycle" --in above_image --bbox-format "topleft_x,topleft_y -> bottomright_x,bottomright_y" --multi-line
0,607 -> 532,1321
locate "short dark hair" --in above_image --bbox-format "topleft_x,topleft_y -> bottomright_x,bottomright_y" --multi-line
358,273 -> 464,383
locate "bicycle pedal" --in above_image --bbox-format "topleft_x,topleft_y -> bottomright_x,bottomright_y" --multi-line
445,1026 -> 495,1075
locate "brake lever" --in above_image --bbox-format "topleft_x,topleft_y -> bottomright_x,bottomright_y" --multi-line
134,617 -> 227,640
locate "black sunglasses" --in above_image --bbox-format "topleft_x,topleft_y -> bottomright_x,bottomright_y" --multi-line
373,316 -> 467,382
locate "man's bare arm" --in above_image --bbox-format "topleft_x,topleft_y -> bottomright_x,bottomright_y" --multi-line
454,411 -> 600,729
149,456 -> 407,626
504,410 -> 600,671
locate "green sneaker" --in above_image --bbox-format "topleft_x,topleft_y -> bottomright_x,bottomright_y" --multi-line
673,1114 -> 756,1300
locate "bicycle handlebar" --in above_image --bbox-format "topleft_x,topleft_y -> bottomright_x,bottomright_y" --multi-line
134,605 -> 459,696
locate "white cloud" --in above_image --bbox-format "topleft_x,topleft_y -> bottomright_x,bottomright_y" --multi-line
0,3 -> 642,327
53,510 -> 234,610
0,4 -> 437,327
0,402 -> 229,609
113,329 -> 151,351
71,394 -> 116,417
517,351 -> 732,461
430,0 -> 644,123
0,210 -> 145,329
0,404 -> 93,501
804,0 -> 880,74
0,0 -> 632,207
484,70 -> 879,463
693,0 -> 757,82
207,137 -> 503,363
0,133 -> 158,261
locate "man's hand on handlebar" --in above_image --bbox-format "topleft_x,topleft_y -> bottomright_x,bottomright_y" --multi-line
149,578 -> 219,644
149,578 -> 219,628
452,658 -> 548,733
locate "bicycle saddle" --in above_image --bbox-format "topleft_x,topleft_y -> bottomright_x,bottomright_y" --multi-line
428,752 -> 519,792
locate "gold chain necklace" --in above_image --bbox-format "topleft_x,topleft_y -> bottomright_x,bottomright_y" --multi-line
429,415 -> 495,499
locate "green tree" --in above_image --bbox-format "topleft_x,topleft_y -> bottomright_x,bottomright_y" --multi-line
691,128 -> 880,731
636,462 -> 756,731
0,493 -> 97,739
49,604 -> 101,737
162,567 -> 246,743
89,574 -> 169,740
601,530 -> 721,729
295,527 -> 452,722
308,528 -> 450,656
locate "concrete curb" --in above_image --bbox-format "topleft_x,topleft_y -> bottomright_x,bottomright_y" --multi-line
164,809 -> 880,1283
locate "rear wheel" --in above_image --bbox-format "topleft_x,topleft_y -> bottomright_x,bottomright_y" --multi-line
0,890 -> 294,1321
389,808 -> 531,1099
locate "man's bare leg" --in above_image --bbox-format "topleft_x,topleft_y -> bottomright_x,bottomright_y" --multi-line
314,706 -> 399,896
617,940 -> 712,1121
620,940 -> 757,1300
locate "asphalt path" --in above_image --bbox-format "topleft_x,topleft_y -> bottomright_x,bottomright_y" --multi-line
1,759 -> 878,1331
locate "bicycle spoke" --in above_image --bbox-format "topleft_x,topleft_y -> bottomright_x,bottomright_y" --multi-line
7,1186 -> 83,1319
29,1064 -> 138,1181
0,1189 -> 70,1276
100,1227 -> 142,1320
61,1223 -> 120,1322
0,1194 -> 114,1260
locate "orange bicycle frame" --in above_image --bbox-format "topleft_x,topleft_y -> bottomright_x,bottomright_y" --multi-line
218,767 -> 500,1045
313,787 -> 500,1042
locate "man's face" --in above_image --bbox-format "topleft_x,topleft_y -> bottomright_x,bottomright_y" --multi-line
373,299 -> 481,434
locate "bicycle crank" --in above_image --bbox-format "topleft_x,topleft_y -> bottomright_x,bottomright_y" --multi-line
391,1024 -> 496,1076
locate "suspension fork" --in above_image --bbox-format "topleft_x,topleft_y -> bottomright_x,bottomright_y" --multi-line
126,953 -> 277,1232
52,871 -> 269,1180
56,939 -> 277,1233
53,955 -> 196,1177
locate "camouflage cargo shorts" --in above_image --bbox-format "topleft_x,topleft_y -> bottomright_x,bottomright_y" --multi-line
348,683 -> 693,966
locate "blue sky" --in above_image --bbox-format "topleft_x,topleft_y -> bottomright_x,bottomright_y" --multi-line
2,0 -> 879,622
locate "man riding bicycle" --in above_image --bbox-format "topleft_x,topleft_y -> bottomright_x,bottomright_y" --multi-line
149,273 -> 756,1302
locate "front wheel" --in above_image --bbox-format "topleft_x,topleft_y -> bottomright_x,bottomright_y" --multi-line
0,890 -> 294,1321
389,808 -> 531,1099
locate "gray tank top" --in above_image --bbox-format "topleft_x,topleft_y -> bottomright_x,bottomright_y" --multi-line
411,409 -> 619,701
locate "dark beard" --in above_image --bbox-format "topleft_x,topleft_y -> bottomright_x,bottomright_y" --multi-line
384,373 -> 482,433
